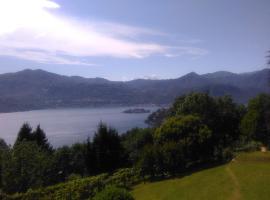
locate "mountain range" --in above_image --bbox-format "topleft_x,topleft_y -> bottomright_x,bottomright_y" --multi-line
0,68 -> 269,113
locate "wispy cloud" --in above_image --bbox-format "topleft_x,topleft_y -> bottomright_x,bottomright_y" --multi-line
0,0 -> 208,65
0,48 -> 95,66
165,47 -> 208,58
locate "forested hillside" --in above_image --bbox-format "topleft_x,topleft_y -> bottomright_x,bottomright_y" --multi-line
0,68 -> 269,112
0,92 -> 269,199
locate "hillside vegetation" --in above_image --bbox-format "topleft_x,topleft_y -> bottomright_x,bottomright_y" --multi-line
0,92 -> 269,199
132,152 -> 270,200
3,152 -> 269,200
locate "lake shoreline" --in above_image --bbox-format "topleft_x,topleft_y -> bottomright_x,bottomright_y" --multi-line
0,104 -> 164,115
0,106 -> 158,147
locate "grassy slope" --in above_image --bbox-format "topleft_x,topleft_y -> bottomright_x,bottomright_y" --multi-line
132,152 -> 270,200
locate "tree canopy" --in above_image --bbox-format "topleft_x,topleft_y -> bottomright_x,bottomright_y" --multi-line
241,94 -> 270,146
88,123 -> 123,174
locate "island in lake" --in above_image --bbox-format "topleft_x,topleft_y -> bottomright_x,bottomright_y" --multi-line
123,108 -> 151,114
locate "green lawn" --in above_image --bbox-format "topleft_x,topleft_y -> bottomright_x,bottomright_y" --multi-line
132,152 -> 270,200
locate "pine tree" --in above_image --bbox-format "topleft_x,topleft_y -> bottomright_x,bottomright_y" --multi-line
92,122 -> 123,173
14,123 -> 33,147
32,125 -> 52,152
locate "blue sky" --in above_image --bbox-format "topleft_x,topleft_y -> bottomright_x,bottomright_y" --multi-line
0,0 -> 269,80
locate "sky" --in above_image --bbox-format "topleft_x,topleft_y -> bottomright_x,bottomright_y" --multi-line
0,0 -> 269,80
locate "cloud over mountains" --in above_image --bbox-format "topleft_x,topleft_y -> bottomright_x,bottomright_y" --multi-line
0,0 -> 208,65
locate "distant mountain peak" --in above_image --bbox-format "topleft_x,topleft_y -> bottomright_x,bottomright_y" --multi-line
20,69 -> 47,73
177,72 -> 200,80
203,71 -> 236,78
185,72 -> 199,76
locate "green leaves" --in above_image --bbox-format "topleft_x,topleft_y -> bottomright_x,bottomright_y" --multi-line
1,141 -> 52,193
241,94 -> 270,146
155,115 -> 211,145
93,185 -> 134,200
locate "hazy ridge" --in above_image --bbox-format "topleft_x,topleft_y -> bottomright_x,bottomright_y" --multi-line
0,68 -> 269,113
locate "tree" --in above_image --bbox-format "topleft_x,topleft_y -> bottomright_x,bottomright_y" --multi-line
0,138 -> 9,188
215,96 -> 246,147
85,138 -> 97,175
53,146 -> 72,182
52,143 -> 88,182
172,93 -> 218,128
69,143 -> 88,176
155,115 -> 212,164
171,93 -> 244,148
91,123 -> 123,173
0,139 -> 8,152
241,94 -> 270,146
14,123 -> 53,153
14,123 -> 33,147
1,141 -> 52,193
121,128 -> 153,165
32,125 -> 52,152
138,145 -> 158,178
160,142 -> 185,175
145,108 -> 170,127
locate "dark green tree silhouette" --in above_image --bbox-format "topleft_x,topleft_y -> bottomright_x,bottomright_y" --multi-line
85,137 -> 97,175
0,138 -> 9,188
14,123 -> 33,147
92,122 -> 123,173
32,125 -> 52,152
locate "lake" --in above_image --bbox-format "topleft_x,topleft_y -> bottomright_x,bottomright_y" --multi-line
0,107 -> 157,147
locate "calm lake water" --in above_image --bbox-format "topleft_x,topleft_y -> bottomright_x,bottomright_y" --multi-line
0,107 -> 157,147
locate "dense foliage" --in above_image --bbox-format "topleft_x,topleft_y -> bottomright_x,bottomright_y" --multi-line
241,94 -> 270,147
93,186 -> 134,200
1,168 -> 140,200
0,92 -> 269,199
140,93 -> 268,177
1,141 -> 53,193
86,124 -> 124,174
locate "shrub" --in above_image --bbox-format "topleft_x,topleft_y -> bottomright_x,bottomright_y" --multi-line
107,168 -> 141,188
92,186 -> 134,200
7,174 -> 109,200
235,141 -> 262,152
3,168 -> 140,200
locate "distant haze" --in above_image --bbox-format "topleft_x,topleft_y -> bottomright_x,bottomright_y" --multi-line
0,68 -> 268,113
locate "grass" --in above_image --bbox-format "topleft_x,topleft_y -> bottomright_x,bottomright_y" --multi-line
132,151 -> 270,200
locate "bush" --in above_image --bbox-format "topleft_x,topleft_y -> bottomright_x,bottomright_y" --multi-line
92,186 -> 134,200
3,168 -> 140,200
67,174 -> 82,182
241,94 -> 270,147
107,168 -> 141,188
121,128 -> 154,165
6,174 -> 109,200
235,141 -> 262,152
